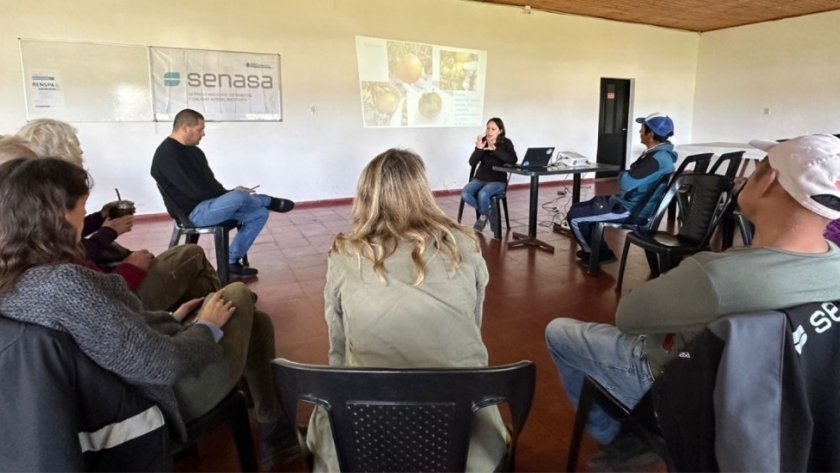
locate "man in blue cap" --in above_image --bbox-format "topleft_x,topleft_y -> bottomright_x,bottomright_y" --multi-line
566,112 -> 677,263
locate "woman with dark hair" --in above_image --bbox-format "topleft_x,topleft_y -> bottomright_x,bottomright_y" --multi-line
0,158 -> 296,470
461,117 -> 518,232
308,148 -> 507,472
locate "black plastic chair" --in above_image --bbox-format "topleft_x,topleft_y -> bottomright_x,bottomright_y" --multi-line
616,174 -> 734,291
156,184 -> 248,286
586,173 -> 672,276
271,358 -> 536,472
567,377 -> 673,472
708,151 -> 745,179
667,152 -> 714,222
169,389 -> 258,472
457,164 -> 511,240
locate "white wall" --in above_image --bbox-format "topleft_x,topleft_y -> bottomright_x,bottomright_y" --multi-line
0,0 -> 699,214
692,10 -> 840,143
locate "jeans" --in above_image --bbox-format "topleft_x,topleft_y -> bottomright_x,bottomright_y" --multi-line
189,190 -> 270,263
461,179 -> 506,216
544,318 -> 654,444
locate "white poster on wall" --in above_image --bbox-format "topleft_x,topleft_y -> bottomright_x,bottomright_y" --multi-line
355,36 -> 487,128
28,70 -> 65,110
150,47 -> 281,121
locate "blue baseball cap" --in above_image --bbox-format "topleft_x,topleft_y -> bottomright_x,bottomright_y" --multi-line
635,113 -> 674,137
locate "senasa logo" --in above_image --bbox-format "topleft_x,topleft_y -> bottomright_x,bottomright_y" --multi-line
246,62 -> 272,69
163,71 -> 273,89
163,72 -> 180,86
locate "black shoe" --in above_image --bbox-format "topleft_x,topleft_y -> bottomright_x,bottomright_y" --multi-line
268,197 -> 295,213
260,419 -> 301,471
228,261 -> 258,278
576,249 -> 617,264
576,249 -> 590,261
473,216 -> 488,232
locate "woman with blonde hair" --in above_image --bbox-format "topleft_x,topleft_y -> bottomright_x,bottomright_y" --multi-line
307,148 -> 507,472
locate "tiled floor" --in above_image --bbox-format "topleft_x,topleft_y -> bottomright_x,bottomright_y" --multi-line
122,178 -> 662,472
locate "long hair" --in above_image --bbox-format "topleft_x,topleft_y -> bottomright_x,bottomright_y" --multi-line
18,119 -> 84,166
0,135 -> 36,164
488,117 -> 506,144
0,158 -> 90,294
332,149 -> 478,285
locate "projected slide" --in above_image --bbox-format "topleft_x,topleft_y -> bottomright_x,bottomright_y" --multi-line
355,36 -> 487,128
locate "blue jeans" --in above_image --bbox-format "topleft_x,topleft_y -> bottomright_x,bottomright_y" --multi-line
566,196 -> 630,253
544,319 -> 654,444
461,179 -> 506,216
189,190 -> 270,263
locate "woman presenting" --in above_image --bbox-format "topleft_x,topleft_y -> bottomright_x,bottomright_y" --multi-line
461,117 -> 517,232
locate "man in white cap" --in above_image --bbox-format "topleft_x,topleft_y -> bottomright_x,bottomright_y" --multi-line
566,113 -> 677,264
546,134 -> 840,446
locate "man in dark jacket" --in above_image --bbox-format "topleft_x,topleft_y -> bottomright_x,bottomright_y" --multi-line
151,109 -> 294,277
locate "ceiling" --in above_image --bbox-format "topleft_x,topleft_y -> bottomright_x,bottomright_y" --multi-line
472,0 -> 840,32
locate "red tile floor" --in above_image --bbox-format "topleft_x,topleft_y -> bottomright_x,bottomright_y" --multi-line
121,178 -> 665,472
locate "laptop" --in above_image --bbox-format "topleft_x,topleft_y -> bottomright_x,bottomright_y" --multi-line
507,147 -> 555,170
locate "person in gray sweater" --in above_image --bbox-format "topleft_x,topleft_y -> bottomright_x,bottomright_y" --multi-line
0,158 -> 296,470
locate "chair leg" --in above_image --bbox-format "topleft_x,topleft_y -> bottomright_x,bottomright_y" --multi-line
169,225 -> 182,248
587,224 -> 605,276
502,196 -> 510,230
228,391 -> 259,473
490,195 -> 502,240
667,200 -> 676,222
457,198 -> 465,224
645,250 -> 660,278
185,234 -> 200,245
721,217 -> 735,250
214,228 -> 230,287
616,236 -> 633,291
567,378 -> 597,473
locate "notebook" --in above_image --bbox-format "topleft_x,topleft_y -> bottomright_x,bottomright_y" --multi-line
506,147 -> 555,170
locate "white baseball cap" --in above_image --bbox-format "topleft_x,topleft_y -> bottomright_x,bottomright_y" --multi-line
749,134 -> 840,220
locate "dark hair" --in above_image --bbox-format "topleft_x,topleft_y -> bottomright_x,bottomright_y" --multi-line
642,124 -> 672,143
173,109 -> 205,130
488,117 -> 507,144
0,157 -> 90,294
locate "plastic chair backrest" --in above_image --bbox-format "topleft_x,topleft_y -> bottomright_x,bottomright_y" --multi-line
626,172 -> 673,224
709,151 -> 745,179
272,359 -> 536,473
156,183 -> 196,228
644,173 -> 734,241
673,153 -> 714,178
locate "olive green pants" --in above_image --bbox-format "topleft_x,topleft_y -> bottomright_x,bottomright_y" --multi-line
135,244 -> 221,312
173,282 -> 281,424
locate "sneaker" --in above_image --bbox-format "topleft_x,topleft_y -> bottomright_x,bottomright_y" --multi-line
576,249 -> 617,264
259,419 -> 301,471
268,197 -> 295,213
228,261 -> 258,278
473,216 -> 488,232
575,249 -> 591,261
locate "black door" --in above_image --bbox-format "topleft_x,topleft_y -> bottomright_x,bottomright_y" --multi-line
595,78 -> 631,178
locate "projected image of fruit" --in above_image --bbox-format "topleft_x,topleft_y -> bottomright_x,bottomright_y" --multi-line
439,50 -> 479,91
387,41 -> 432,86
418,92 -> 442,119
361,81 -> 406,127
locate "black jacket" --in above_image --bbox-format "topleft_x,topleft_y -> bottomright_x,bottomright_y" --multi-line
151,137 -> 228,215
653,301 -> 840,472
0,316 -> 169,471
468,138 -> 517,182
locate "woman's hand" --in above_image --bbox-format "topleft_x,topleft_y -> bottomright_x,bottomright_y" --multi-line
475,135 -> 486,150
103,215 -> 134,235
173,298 -> 204,322
197,289 -> 235,328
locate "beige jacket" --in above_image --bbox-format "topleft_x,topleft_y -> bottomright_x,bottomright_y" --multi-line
307,230 -> 507,471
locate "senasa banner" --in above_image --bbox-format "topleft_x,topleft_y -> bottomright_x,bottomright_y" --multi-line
150,47 -> 281,121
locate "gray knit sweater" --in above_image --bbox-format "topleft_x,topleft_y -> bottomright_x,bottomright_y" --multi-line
0,264 -> 222,440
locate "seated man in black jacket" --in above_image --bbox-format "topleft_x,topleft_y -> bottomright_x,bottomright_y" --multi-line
151,109 -> 294,277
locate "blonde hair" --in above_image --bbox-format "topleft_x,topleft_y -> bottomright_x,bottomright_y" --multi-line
18,119 -> 83,166
0,135 -> 36,164
332,148 -> 478,285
